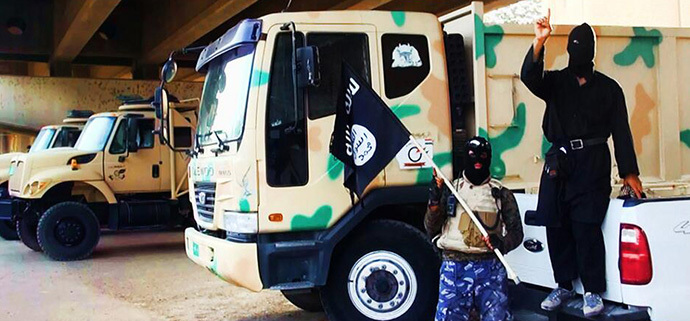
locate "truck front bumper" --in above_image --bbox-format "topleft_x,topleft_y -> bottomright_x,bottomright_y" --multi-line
184,227 -> 263,292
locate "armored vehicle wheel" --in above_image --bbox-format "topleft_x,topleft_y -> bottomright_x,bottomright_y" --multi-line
16,216 -> 41,251
0,220 -> 18,240
37,202 -> 100,261
282,288 -> 324,312
321,220 -> 440,321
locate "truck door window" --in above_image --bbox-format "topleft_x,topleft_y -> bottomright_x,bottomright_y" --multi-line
306,33 -> 370,119
381,34 -> 430,99
109,121 -> 127,154
266,32 -> 308,187
109,119 -> 154,154
52,127 -> 81,148
137,119 -> 155,149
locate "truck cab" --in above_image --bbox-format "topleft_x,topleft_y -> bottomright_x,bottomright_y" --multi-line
0,110 -> 91,240
9,99 -> 196,261
158,11 -> 458,321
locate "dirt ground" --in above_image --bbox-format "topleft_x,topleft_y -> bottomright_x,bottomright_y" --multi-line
0,230 -> 327,321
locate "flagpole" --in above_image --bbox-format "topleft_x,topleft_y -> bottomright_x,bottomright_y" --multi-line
408,136 -> 521,284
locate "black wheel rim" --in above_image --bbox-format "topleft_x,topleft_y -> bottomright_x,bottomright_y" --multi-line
366,270 -> 399,303
54,217 -> 86,246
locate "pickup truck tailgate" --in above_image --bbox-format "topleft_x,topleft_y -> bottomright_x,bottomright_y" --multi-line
617,197 -> 690,321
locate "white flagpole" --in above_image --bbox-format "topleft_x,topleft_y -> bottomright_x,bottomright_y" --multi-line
408,136 -> 521,284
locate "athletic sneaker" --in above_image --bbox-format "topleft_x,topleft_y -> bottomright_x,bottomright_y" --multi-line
583,292 -> 604,317
541,287 -> 576,311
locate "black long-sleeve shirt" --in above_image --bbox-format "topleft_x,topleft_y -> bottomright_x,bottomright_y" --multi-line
521,46 -> 640,194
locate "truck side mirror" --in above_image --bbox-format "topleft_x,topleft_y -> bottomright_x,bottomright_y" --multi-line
161,58 -> 178,84
153,87 -> 170,144
296,46 -> 320,88
127,118 -> 139,153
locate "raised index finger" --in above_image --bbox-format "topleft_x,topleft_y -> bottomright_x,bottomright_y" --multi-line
546,8 -> 551,23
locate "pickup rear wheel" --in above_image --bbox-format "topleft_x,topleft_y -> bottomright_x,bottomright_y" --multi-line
37,202 -> 100,261
16,216 -> 41,251
321,220 -> 440,321
281,289 -> 324,312
0,220 -> 19,240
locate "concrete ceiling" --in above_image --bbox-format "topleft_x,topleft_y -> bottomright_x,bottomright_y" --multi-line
0,0 -> 503,82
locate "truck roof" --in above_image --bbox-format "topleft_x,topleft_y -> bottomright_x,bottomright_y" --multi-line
259,10 -> 438,26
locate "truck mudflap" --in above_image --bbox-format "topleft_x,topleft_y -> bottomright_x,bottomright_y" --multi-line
184,227 -> 263,292
510,284 -> 651,321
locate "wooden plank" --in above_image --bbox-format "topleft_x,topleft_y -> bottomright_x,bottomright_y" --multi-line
53,0 -> 121,62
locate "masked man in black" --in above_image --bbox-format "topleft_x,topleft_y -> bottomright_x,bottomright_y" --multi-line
520,10 -> 643,317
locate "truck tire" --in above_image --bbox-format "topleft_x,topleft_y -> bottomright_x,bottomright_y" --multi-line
321,220 -> 440,321
0,220 -> 19,240
37,202 -> 100,261
282,289 -> 324,312
16,216 -> 42,251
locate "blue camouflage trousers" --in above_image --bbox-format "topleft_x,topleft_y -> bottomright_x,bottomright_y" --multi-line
435,258 -> 512,321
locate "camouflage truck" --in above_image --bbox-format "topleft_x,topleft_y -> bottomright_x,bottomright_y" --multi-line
155,2 -> 690,320
0,110 -> 91,240
9,99 -> 196,261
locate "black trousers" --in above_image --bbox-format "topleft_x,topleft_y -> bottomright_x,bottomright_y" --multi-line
546,199 -> 607,293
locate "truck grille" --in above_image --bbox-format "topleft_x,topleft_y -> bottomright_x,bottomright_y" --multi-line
8,161 -> 24,193
194,182 -> 216,222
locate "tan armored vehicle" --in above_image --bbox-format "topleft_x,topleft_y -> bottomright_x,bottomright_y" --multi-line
9,99 -> 196,260
0,110 -> 91,240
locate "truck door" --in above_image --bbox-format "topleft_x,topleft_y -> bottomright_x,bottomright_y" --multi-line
104,117 -> 162,194
257,23 -> 380,233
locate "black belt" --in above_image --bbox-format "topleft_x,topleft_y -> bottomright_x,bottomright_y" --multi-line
566,137 -> 608,150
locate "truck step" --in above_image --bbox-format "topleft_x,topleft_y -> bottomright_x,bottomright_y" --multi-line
269,281 -> 315,291
510,284 -> 650,321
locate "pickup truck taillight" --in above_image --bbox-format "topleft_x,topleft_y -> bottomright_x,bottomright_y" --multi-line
620,224 -> 652,285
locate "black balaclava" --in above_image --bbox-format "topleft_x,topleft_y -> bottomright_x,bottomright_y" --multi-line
567,23 -> 596,79
463,136 -> 492,186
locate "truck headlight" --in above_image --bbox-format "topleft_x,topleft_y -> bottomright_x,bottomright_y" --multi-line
28,180 -> 50,195
223,211 -> 257,234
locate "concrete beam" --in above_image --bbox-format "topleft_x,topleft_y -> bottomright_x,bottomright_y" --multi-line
329,0 -> 396,10
379,0 -> 499,16
141,0 -> 258,65
53,0 -> 121,62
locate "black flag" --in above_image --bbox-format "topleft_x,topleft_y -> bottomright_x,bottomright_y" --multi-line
330,63 -> 411,197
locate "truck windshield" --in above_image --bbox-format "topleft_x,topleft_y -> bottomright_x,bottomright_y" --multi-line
29,128 -> 56,153
197,45 -> 255,146
74,116 -> 116,152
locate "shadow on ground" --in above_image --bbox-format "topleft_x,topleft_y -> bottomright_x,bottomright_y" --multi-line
233,311 -> 327,321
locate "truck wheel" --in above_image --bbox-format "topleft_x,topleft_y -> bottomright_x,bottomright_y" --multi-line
282,289 -> 324,312
321,220 -> 440,321
0,220 -> 19,240
16,216 -> 41,251
37,202 -> 100,261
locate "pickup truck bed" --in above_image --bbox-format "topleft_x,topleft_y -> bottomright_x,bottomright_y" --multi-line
508,194 -> 690,321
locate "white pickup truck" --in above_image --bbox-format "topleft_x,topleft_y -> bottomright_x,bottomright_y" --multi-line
504,194 -> 688,321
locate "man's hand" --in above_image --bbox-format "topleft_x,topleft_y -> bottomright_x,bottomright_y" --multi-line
534,9 -> 552,41
533,9 -> 552,61
624,174 -> 644,199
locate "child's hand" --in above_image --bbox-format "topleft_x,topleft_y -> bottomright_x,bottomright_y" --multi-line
482,235 -> 495,251
432,169 -> 443,188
